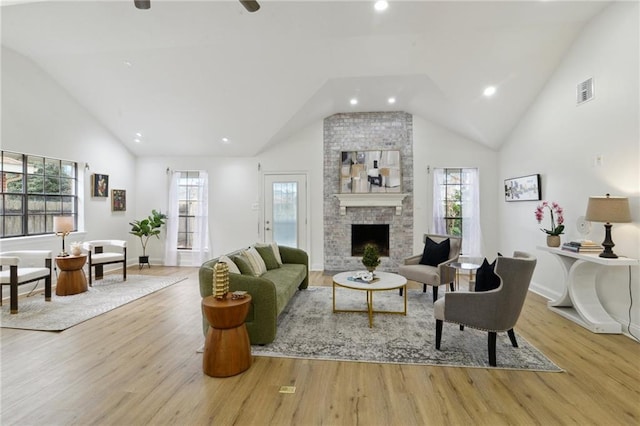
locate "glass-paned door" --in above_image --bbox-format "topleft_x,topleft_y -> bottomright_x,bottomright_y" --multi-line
264,174 -> 307,249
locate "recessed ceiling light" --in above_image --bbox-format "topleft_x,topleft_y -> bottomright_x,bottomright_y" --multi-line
483,86 -> 497,97
134,138 -> 141,143
388,97 -> 396,104
135,132 -> 142,137
350,98 -> 358,105
222,137 -> 230,143
124,61 -> 133,68
374,1 -> 388,12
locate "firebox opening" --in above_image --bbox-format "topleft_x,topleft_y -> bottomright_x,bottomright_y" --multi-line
351,224 -> 390,257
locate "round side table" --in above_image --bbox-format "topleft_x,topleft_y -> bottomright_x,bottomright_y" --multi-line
202,294 -> 252,377
449,262 -> 481,291
55,255 -> 88,296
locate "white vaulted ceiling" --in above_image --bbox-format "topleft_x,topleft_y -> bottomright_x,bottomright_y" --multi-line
1,0 -> 610,157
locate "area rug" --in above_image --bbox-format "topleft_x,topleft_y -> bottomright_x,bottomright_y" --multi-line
0,274 -> 187,331
251,286 -> 562,371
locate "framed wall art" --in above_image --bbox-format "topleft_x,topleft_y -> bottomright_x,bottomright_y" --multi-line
92,173 -> 109,197
504,174 -> 541,202
340,150 -> 402,193
111,189 -> 126,211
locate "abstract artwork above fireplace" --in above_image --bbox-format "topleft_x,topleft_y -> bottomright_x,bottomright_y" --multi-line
340,150 -> 401,193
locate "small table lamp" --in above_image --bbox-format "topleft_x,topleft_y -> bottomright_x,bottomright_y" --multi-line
53,216 -> 74,257
585,194 -> 631,258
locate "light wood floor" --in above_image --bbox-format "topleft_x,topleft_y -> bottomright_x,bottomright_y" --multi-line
1,267 -> 639,425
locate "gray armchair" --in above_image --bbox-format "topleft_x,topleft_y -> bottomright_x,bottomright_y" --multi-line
398,234 -> 461,302
433,251 -> 537,367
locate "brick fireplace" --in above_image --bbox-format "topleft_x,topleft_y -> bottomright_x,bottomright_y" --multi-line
323,112 -> 414,272
351,224 -> 390,257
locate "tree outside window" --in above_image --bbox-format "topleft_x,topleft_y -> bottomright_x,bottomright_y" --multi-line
1,151 -> 77,238
433,167 -> 481,256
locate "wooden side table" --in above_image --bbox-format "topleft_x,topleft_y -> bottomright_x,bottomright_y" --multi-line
55,255 -> 88,296
202,294 -> 252,377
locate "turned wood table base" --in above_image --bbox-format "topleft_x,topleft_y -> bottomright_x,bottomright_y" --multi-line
55,255 -> 88,296
202,295 -> 252,377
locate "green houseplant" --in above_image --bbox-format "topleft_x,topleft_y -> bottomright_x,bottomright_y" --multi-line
129,209 -> 167,265
361,244 -> 381,272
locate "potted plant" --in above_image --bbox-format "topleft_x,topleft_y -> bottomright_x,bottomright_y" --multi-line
535,201 -> 564,247
129,209 -> 167,266
362,243 -> 381,272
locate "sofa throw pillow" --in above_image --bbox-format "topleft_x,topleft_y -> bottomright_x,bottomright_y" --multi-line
256,242 -> 283,265
218,255 -> 241,274
419,237 -> 450,267
241,247 -> 267,276
232,255 -> 254,276
475,254 -> 502,292
255,245 -> 280,270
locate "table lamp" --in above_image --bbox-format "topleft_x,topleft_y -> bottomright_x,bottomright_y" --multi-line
53,216 -> 74,257
585,194 -> 631,258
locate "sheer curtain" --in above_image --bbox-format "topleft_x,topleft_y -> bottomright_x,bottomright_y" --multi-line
461,168 -> 481,257
164,171 -> 211,266
432,168 -> 481,257
432,168 -> 447,234
191,171 -> 211,265
164,172 -> 179,266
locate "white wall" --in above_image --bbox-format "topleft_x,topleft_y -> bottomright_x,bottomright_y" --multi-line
413,116 -> 499,257
498,2 -> 640,335
257,121 -> 324,270
135,156 -> 259,264
1,47 -> 137,258
137,122 -> 324,269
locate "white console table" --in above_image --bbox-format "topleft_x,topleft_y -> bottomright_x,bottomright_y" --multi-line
538,246 -> 638,333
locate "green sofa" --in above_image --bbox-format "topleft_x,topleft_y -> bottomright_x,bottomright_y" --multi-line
199,245 -> 308,345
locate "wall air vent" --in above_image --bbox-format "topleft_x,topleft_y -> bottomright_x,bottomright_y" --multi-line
577,78 -> 594,105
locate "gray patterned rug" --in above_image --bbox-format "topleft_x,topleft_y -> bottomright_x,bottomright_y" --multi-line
251,286 -> 562,371
1,274 -> 187,331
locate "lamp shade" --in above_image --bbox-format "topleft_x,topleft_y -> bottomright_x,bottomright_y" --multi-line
585,195 -> 631,224
53,216 -> 74,233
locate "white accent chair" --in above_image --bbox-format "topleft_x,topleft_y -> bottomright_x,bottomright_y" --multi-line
434,251 -> 537,367
398,234 -> 462,302
82,240 -> 127,285
0,250 -> 53,314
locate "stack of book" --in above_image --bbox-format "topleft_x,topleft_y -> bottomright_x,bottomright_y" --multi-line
561,240 -> 603,253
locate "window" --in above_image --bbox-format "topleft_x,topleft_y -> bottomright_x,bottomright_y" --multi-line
1,151 -> 77,238
433,168 -> 481,256
165,170 -> 210,266
176,171 -> 201,249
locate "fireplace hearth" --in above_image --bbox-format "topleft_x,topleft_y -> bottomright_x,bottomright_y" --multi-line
351,224 -> 389,257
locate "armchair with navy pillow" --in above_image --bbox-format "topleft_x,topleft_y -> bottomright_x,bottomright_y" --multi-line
433,251 -> 537,366
398,234 -> 461,302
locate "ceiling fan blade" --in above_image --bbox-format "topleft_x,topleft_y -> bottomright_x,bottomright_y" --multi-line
134,0 -> 151,10
239,0 -> 260,13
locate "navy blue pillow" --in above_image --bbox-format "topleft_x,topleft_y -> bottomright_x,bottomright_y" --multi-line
419,237 -> 450,267
475,254 -> 502,292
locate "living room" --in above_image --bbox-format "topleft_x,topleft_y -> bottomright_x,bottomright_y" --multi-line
1,1 -> 638,424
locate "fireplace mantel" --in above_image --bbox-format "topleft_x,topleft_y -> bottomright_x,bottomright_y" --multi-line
334,193 -> 409,215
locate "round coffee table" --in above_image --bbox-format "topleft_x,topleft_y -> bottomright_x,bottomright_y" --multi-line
55,255 -> 88,296
332,271 -> 407,328
201,295 -> 252,377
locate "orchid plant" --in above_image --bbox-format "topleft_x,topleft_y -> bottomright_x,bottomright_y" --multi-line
535,201 -> 565,236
